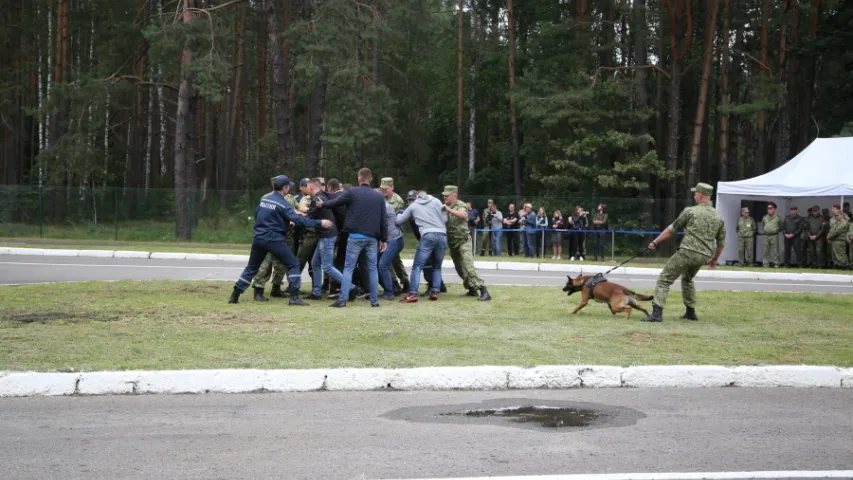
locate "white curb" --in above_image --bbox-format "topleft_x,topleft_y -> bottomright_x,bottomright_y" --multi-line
0,365 -> 849,397
2,247 -> 852,283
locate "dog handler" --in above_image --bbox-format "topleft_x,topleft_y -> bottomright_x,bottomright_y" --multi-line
642,182 -> 725,322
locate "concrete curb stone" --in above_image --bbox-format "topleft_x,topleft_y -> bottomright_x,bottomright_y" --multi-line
1,365 -> 849,397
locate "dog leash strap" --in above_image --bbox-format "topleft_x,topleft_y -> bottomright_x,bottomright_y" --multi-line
603,247 -> 650,276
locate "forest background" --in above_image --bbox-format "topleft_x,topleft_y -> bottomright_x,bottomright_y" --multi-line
1,0 -> 851,241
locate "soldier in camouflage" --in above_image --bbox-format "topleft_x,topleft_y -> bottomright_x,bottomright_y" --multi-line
380,177 -> 410,293
761,202 -> 781,267
296,178 -> 320,286
442,186 -> 491,301
251,176 -> 299,301
736,207 -> 756,266
642,183 -> 725,323
827,209 -> 849,269
804,205 -> 827,268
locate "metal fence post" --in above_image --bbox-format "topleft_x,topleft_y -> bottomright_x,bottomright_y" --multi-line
473,229 -> 477,255
38,185 -> 44,238
540,229 -> 545,259
611,229 -> 615,262
113,187 -> 119,241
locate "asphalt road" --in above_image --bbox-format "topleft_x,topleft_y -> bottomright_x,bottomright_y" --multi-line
1,389 -> 851,479
1,254 -> 851,294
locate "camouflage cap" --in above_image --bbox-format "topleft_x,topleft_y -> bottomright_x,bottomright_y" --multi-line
316,177 -> 325,185
790,205 -> 798,210
380,177 -> 394,189
690,182 -> 714,196
811,205 -> 820,211
442,185 -> 458,196
835,209 -> 844,216
741,207 -> 749,214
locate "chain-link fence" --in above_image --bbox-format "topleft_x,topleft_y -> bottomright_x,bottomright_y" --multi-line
0,185 -> 693,260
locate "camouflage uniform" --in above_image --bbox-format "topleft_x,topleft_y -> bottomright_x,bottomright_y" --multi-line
652,188 -> 725,310
736,208 -> 756,265
804,206 -> 827,268
761,212 -> 781,267
296,193 -> 319,273
251,191 -> 298,290
447,198 -> 485,290
827,213 -> 849,269
847,219 -> 853,268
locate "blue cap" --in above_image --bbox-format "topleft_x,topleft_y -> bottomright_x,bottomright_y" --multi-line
299,178 -> 310,187
407,189 -> 417,200
271,175 -> 293,189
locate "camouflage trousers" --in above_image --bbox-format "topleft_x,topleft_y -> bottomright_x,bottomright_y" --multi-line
804,239 -> 824,267
478,229 -> 491,254
653,249 -> 710,309
762,234 -> 779,266
449,238 -> 484,290
831,240 -> 848,268
297,233 -> 319,273
737,236 -> 754,265
251,253 -> 285,288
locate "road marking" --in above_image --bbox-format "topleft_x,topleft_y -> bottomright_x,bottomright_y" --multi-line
392,471 -> 853,480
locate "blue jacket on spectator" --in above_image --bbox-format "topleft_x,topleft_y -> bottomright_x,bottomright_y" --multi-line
254,191 -> 321,242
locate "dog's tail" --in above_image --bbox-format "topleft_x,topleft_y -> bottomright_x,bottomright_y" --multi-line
626,289 -> 653,301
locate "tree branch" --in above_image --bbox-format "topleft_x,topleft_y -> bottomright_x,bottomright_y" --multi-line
732,47 -> 773,74
589,65 -> 671,90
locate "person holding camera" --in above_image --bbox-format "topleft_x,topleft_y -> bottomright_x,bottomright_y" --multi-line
478,199 -> 494,256
550,210 -> 564,260
569,205 -> 588,261
592,204 -> 608,261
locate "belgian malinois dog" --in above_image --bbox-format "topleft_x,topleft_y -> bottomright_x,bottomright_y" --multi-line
562,273 -> 653,319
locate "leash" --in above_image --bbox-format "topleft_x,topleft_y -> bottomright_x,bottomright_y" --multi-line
602,247 -> 651,276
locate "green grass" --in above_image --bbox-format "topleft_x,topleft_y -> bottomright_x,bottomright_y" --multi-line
1,281 -> 851,372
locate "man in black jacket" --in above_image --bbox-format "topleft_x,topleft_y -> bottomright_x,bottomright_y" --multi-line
782,205 -> 805,267
228,175 -> 333,305
317,167 -> 388,308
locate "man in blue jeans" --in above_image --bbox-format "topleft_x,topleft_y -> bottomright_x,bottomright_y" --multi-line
378,195 -> 405,299
228,175 -> 333,305
316,167 -> 388,308
305,178 -> 344,300
395,190 -> 448,303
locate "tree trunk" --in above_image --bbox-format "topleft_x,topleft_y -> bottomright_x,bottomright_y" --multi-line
728,11 -> 744,178
774,1 -> 790,168
257,0 -> 267,148
507,0 -> 522,200
686,0 -> 719,192
787,0 -> 799,155
174,1 -> 194,241
225,3 -> 246,190
666,60 -> 682,223
600,0 -> 615,69
718,0 -> 731,181
268,0 -> 292,172
756,0 -> 770,174
306,74 -> 327,177
468,0 -> 479,181
800,0 -> 821,149
456,0 -> 464,191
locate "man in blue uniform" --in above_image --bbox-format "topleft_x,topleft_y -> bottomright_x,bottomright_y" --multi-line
228,175 -> 333,305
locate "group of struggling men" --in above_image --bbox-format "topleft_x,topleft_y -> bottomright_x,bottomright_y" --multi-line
226,167 -> 491,307
736,202 -> 853,269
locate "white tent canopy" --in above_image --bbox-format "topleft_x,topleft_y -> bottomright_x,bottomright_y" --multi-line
715,137 -> 853,263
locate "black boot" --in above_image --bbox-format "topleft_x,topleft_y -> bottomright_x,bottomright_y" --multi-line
253,287 -> 269,302
401,279 -> 411,293
461,288 -> 478,297
641,304 -> 663,322
477,286 -> 492,302
680,305 -> 698,321
289,294 -> 308,306
270,285 -> 287,298
227,287 -> 241,304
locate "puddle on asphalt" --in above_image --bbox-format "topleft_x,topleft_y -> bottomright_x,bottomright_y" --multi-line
441,406 -> 600,428
381,398 -> 644,432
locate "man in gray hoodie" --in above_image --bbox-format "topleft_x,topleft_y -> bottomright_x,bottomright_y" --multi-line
396,191 -> 448,302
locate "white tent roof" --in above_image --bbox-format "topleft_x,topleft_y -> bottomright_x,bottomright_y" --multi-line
716,137 -> 853,197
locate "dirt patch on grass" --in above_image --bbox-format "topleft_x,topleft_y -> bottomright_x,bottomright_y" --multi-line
2,312 -> 119,324
175,283 -> 224,294
624,332 -> 656,345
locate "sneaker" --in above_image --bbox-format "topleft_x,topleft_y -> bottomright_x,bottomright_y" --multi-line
356,291 -> 370,300
306,294 -> 323,300
569,256 -> 575,261
429,291 -> 439,301
370,303 -> 381,308
329,300 -> 347,308
381,293 -> 395,301
579,256 -> 585,261
400,294 -> 418,303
